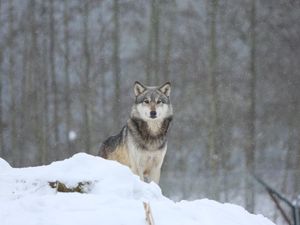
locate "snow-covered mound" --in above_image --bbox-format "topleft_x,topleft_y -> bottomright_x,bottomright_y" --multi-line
0,157 -> 11,171
0,153 -> 274,225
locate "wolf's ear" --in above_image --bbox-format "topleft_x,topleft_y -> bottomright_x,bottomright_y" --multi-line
158,82 -> 171,97
134,81 -> 147,96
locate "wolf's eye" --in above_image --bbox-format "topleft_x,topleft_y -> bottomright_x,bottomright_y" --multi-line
157,100 -> 162,104
144,99 -> 150,104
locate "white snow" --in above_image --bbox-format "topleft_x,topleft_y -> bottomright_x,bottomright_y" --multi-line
0,153 -> 275,225
0,158 -> 11,171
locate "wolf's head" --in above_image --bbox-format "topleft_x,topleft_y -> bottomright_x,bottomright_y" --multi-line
131,81 -> 173,121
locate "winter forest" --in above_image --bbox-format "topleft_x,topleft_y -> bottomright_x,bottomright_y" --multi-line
0,0 -> 299,224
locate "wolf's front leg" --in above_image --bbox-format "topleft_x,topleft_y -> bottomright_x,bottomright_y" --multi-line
143,176 -> 150,183
132,166 -> 147,183
147,168 -> 161,184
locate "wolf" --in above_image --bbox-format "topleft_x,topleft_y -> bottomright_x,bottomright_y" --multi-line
99,81 -> 173,184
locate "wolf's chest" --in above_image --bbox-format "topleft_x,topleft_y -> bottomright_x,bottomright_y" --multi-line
127,136 -> 167,167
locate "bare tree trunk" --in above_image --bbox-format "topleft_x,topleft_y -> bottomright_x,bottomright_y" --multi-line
19,12 -> 30,166
0,52 -> 3,157
0,0 -> 4,157
96,8 -> 108,138
112,0 -> 121,128
294,86 -> 300,194
40,0 -> 49,164
23,4 -> 35,166
207,0 -> 220,201
163,30 -> 171,82
295,112 -> 300,194
146,0 -> 160,85
153,0 -> 160,83
8,0 -> 17,165
81,1 -> 91,153
282,89 -> 296,194
42,51 -> 49,164
163,1 -> 176,82
49,0 -> 59,150
64,0 -> 72,156
30,0 -> 39,163
245,0 -> 257,213
145,1 -> 154,85
100,72 -> 107,130
29,0 -> 45,165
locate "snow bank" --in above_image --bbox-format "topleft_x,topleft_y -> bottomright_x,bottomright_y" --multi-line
0,158 -> 11,171
0,153 -> 275,225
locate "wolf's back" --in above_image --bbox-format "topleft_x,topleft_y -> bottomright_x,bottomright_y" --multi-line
98,126 -> 130,162
99,131 -> 121,157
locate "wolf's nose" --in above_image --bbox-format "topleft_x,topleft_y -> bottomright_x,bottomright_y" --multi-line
150,111 -> 157,118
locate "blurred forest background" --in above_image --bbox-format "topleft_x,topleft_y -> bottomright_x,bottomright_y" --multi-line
0,0 -> 299,224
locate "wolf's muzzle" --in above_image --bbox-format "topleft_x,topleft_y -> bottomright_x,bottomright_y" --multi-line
150,111 -> 157,118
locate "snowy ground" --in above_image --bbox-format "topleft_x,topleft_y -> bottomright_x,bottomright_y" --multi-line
0,153 -> 275,225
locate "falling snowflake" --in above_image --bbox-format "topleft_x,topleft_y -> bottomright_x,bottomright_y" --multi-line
68,131 -> 77,141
